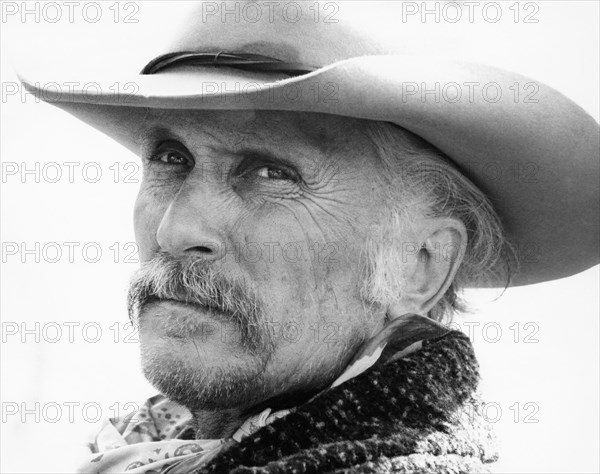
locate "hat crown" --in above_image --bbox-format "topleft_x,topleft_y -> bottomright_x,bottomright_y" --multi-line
165,1 -> 386,68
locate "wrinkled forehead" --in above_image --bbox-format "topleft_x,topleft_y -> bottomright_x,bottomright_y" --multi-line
137,109 -> 373,157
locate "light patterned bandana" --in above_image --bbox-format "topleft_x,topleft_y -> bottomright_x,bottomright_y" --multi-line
80,395 -> 220,473
77,394 -> 291,473
76,314 -> 448,473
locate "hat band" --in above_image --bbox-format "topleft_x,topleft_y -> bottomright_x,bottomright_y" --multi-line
140,51 -> 317,77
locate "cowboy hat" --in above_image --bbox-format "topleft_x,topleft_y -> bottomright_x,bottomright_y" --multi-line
16,1 -> 599,287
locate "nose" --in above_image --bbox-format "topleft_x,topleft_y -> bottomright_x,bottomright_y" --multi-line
156,180 -> 228,261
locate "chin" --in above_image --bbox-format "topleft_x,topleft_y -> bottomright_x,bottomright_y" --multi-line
139,335 -> 272,410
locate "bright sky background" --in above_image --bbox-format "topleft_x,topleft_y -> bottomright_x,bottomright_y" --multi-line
1,2 -> 599,472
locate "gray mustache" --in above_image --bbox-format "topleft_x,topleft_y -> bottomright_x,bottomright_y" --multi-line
127,251 -> 267,349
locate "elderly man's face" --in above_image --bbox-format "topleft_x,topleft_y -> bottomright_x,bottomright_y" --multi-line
131,110 -> 392,411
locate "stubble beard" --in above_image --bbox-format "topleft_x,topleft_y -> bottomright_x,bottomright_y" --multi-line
140,337 -> 274,410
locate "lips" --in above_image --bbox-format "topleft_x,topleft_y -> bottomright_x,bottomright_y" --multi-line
145,294 -> 224,315
141,296 -> 232,340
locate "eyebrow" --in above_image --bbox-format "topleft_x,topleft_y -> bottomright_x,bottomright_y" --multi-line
236,147 -> 301,169
137,126 -> 184,157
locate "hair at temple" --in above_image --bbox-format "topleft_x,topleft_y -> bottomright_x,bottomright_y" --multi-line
361,121 -> 516,322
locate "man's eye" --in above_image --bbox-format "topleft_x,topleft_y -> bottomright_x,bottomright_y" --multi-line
152,150 -> 191,166
255,166 -> 296,181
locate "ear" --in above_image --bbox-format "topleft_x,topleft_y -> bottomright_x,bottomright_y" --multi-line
387,217 -> 467,318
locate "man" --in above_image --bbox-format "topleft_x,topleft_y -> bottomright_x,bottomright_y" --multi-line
18,2 -> 599,473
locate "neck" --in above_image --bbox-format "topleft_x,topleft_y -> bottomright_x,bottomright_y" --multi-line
192,408 -> 247,439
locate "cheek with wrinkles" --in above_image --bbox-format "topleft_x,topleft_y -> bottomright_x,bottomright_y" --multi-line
287,177 -> 372,245
235,197 -> 362,301
140,168 -> 188,198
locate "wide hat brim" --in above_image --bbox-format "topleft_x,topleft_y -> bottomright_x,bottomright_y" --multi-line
17,53 -> 599,287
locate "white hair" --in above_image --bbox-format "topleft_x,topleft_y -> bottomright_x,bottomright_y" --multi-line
361,121 -> 515,322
